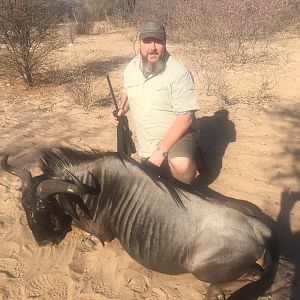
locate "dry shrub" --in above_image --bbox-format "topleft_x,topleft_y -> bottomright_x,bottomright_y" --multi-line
71,0 -> 134,34
0,0 -> 66,86
192,51 -> 238,106
67,22 -> 77,43
256,75 -> 278,103
243,70 -> 278,108
130,0 -> 298,63
74,4 -> 95,35
66,69 -> 99,110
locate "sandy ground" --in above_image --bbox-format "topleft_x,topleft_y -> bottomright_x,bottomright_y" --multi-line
0,27 -> 299,299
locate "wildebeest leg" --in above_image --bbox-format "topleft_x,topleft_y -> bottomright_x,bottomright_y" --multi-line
205,284 -> 225,300
204,263 -> 263,300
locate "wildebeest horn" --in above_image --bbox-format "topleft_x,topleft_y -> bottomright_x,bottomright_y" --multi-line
37,179 -> 84,199
36,171 -> 90,199
1,154 -> 32,192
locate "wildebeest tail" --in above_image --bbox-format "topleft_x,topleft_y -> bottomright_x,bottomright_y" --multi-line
227,231 -> 279,300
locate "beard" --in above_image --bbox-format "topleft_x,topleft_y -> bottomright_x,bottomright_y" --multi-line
140,52 -> 167,78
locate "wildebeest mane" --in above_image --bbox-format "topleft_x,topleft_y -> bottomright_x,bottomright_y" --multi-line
39,147 -> 190,209
39,147 -> 106,177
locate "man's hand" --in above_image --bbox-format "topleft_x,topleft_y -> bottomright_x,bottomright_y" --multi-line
148,148 -> 166,167
111,108 -> 126,126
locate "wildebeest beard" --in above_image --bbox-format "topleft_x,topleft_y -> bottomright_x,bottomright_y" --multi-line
141,52 -> 169,78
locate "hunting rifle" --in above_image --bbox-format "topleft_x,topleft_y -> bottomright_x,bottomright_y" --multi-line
106,75 -> 136,156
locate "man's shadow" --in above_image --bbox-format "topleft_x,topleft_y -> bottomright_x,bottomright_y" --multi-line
276,189 -> 300,300
191,110 -> 271,222
190,111 -> 300,298
193,109 -> 236,187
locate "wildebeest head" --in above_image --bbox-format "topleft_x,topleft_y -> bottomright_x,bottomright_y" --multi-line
1,154 -> 88,246
21,175 -> 73,246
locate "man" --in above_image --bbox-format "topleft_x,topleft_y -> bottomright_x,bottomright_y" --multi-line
113,21 -> 199,184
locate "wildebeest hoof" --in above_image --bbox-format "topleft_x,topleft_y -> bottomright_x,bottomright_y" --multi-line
204,293 -> 225,300
205,285 -> 225,300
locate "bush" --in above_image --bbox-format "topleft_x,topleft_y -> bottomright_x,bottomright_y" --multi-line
131,0 -> 298,62
71,0 -> 135,35
66,69 -> 99,110
73,2 -> 95,35
0,0 -> 65,86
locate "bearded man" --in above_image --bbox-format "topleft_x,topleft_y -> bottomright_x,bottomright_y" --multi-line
113,21 -> 200,184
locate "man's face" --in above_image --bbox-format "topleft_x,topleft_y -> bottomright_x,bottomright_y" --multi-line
140,37 -> 166,63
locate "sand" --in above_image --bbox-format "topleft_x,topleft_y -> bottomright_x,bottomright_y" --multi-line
0,26 -> 299,299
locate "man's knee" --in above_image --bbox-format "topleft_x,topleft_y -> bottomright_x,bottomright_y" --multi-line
169,157 -> 195,173
168,157 -> 197,184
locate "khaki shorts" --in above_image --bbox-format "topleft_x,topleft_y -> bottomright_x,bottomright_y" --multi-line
141,132 -> 197,179
168,132 -> 197,160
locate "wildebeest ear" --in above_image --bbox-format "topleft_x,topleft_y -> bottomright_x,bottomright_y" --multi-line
66,171 -> 101,196
55,194 -> 80,221
87,171 -> 101,195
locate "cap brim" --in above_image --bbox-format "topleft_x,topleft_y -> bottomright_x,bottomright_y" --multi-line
139,32 -> 166,42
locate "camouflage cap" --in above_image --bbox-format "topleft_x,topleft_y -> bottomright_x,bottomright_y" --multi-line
139,21 -> 166,43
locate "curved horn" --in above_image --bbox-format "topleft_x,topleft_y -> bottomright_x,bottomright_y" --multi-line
1,154 -> 32,191
37,179 -> 83,199
37,170 -> 90,198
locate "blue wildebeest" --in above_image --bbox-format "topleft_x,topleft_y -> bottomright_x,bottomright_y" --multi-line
1,147 -> 278,300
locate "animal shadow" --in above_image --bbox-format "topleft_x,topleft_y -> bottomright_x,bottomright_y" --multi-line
276,189 -> 300,300
193,109 -> 236,187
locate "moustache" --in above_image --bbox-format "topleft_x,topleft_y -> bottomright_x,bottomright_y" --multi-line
147,51 -> 159,55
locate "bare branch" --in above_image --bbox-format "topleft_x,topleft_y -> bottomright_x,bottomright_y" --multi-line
0,0 -> 66,86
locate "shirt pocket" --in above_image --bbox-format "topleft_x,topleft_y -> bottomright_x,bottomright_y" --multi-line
147,85 -> 171,110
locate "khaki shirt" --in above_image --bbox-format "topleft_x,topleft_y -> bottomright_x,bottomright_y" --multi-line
124,54 -> 199,157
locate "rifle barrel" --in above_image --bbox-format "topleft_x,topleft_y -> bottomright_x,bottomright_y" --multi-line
106,75 -> 119,111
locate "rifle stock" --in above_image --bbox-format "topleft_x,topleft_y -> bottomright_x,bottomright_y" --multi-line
106,75 -> 136,156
